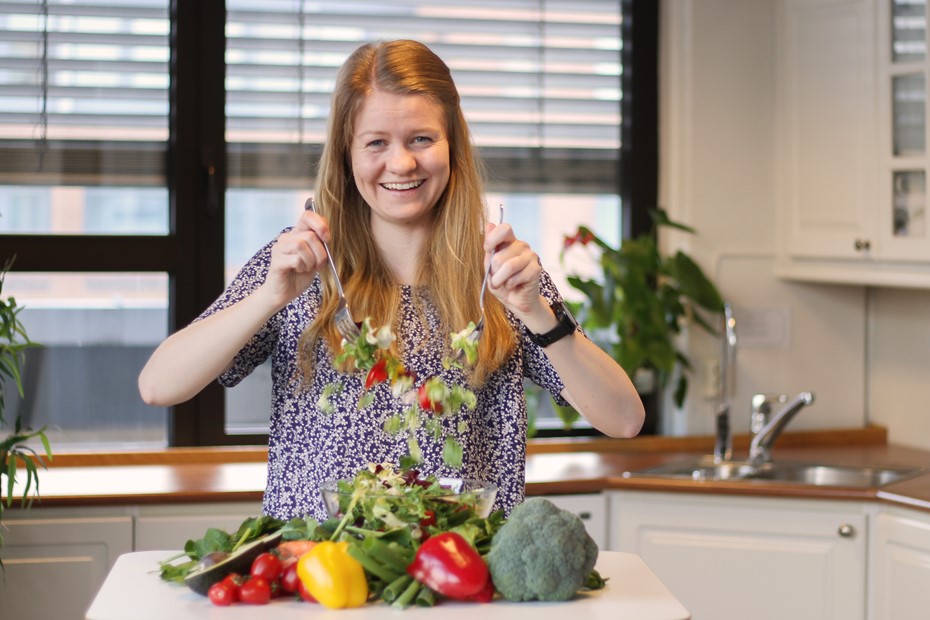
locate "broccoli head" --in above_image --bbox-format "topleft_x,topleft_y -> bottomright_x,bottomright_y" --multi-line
486,497 -> 598,601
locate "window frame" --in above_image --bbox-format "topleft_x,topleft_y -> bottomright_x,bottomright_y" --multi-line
0,0 -> 658,447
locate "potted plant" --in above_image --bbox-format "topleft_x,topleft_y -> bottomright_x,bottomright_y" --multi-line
557,209 -> 725,434
0,256 -> 52,562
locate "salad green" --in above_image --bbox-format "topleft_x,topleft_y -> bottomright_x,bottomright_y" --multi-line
329,318 -> 478,469
159,463 -> 606,610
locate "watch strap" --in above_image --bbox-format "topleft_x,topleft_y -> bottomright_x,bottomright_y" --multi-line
526,301 -> 578,348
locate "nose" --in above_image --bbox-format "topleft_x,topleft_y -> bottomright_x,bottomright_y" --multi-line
386,144 -> 417,174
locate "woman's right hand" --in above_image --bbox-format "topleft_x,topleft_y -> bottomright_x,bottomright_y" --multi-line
262,208 -> 332,308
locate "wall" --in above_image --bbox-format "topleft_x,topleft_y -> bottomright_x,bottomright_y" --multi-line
656,0 -> 925,443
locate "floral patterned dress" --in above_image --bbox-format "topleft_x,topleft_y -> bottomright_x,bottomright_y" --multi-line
198,233 -> 573,521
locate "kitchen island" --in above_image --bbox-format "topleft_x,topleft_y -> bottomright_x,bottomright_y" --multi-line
84,550 -> 691,620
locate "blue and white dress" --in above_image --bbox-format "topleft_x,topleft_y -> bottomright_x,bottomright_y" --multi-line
198,233 -> 572,521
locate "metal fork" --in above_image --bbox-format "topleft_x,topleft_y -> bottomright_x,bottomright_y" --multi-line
452,204 -> 504,363
304,197 -> 361,341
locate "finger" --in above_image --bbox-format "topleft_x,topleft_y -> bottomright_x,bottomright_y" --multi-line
293,208 -> 331,244
485,221 -> 515,253
489,246 -> 538,290
275,231 -> 326,273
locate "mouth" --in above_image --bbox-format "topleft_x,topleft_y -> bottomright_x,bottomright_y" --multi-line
381,180 -> 424,191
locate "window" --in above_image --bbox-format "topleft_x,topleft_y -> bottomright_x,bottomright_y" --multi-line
0,0 -> 657,449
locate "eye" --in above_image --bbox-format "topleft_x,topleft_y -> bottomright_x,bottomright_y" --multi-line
366,139 -> 386,148
411,136 -> 434,145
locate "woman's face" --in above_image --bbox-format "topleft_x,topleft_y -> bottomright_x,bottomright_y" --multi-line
350,90 -> 451,229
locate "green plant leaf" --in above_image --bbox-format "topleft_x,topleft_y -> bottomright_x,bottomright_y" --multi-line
669,251 -> 726,312
560,211 -> 726,413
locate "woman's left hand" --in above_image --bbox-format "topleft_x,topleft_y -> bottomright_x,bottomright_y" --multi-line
483,221 -> 543,315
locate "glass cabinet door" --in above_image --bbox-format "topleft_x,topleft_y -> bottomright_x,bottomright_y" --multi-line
882,0 -> 930,259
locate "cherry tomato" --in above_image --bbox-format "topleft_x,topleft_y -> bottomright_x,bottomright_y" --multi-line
207,581 -> 237,607
365,358 -> 388,389
297,577 -> 317,603
239,576 -> 272,605
417,379 -> 445,413
279,561 -> 301,594
420,509 -> 437,527
250,552 -> 283,582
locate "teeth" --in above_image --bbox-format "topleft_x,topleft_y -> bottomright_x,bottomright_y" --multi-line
382,180 -> 423,190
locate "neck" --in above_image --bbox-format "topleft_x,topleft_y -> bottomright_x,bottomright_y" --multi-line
371,218 -> 430,285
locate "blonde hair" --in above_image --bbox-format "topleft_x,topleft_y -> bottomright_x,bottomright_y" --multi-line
299,39 -> 514,384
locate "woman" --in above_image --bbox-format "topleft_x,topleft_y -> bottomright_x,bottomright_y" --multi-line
139,40 -> 644,520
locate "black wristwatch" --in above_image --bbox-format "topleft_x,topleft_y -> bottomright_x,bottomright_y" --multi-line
526,301 -> 578,348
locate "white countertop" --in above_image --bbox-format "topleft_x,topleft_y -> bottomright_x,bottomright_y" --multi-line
85,550 -> 690,620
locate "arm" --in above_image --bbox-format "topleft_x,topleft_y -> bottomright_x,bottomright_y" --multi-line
517,296 -> 644,438
138,209 -> 333,407
483,224 -> 645,438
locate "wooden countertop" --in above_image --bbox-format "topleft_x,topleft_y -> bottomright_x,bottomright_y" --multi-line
9,425 -> 930,514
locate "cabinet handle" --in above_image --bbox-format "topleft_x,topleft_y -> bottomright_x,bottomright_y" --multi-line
853,239 -> 871,251
837,523 -> 855,538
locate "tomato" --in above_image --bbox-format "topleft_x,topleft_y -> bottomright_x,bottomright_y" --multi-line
420,509 -> 437,527
239,576 -> 272,605
207,581 -> 237,607
279,561 -> 302,594
365,358 -> 388,389
276,540 -> 317,564
417,378 -> 446,413
297,577 -> 318,603
250,551 -> 283,582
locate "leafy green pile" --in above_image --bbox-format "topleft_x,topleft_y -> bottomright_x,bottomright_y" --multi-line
159,463 -> 504,609
158,515 -> 287,584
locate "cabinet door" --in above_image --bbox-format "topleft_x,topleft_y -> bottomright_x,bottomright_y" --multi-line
540,493 -> 608,550
0,512 -> 133,620
609,491 -> 867,620
133,501 -> 263,551
869,509 -> 930,620
776,0 -> 878,261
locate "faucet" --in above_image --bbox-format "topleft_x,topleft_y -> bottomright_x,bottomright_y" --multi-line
748,391 -> 815,466
713,303 -> 737,463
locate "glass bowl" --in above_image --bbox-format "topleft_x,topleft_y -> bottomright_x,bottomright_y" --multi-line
320,477 -> 498,524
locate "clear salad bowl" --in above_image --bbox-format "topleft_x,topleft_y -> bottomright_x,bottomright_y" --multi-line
320,477 -> 498,524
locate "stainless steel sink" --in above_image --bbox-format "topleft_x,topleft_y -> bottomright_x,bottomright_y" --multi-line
624,456 -> 922,488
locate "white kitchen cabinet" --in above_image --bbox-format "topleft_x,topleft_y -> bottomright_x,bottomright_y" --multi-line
607,490 -> 869,620
869,506 -> 930,620
775,0 -> 930,287
540,493 -> 608,550
133,501 -> 262,550
0,507 -> 133,620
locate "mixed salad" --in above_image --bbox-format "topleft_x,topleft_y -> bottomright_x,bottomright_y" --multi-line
159,463 -> 605,610
322,318 -> 479,469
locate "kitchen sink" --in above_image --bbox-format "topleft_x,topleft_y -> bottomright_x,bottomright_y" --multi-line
624,456 -> 923,488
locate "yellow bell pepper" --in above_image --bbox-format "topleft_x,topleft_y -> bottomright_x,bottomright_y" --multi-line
296,540 -> 368,609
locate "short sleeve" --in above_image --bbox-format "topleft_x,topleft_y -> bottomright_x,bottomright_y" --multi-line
194,234 -> 282,388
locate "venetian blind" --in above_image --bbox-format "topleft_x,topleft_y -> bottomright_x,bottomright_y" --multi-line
226,0 -> 622,192
0,0 -> 622,192
0,0 -> 169,183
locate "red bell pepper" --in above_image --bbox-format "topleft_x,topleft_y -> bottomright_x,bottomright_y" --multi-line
406,532 -> 489,600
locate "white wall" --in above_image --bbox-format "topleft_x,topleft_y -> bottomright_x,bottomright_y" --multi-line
659,0 -> 891,441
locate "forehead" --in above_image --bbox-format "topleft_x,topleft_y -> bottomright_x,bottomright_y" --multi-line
353,90 -> 446,134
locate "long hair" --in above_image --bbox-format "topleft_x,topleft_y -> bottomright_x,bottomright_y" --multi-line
299,39 -> 515,384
